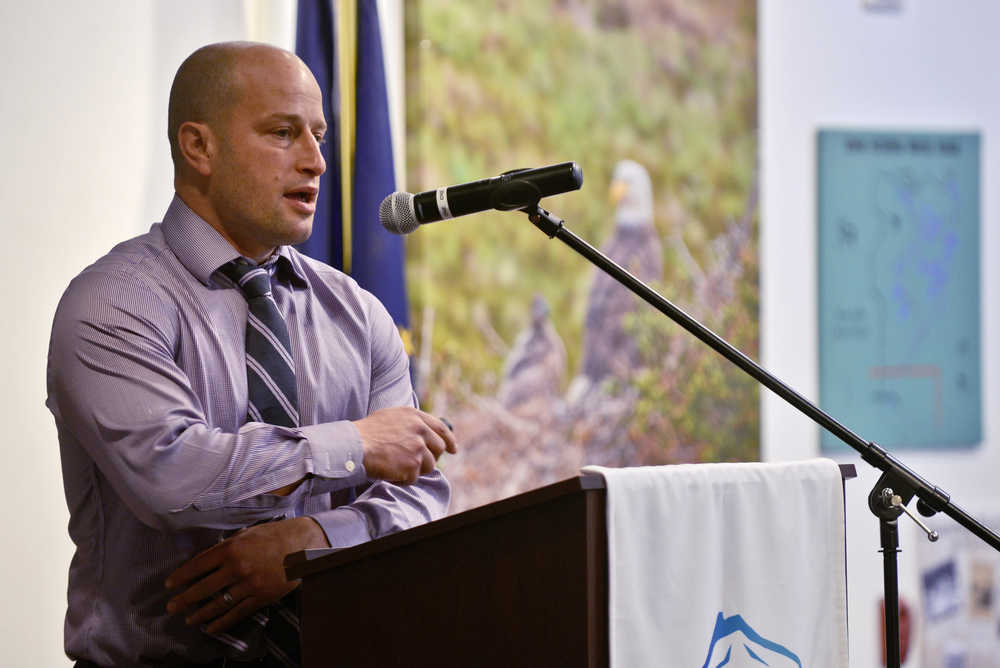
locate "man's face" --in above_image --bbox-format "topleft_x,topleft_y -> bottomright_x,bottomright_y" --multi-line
207,52 -> 327,261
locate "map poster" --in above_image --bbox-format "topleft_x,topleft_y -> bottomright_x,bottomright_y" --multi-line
817,130 -> 981,451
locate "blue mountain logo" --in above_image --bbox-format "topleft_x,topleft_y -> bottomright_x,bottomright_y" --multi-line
701,612 -> 802,667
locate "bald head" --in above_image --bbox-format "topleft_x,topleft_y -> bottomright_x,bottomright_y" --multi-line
167,41 -> 308,168
166,40 -> 327,261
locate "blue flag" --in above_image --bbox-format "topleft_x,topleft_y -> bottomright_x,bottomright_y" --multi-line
295,0 -> 341,272
296,0 -> 410,329
351,1 -> 408,328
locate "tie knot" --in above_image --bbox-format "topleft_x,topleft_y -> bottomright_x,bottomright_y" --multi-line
220,259 -> 272,300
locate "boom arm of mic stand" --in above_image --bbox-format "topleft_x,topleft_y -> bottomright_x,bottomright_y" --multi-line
524,203 -> 1000,552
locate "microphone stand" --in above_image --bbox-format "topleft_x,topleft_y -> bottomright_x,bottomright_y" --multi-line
523,203 -> 1000,668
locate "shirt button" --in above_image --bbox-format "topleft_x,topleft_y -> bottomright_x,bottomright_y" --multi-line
345,460 -> 356,473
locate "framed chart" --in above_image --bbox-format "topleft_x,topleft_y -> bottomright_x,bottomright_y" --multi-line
817,129 -> 981,451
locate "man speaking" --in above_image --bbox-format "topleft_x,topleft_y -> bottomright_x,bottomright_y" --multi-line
47,41 -> 455,667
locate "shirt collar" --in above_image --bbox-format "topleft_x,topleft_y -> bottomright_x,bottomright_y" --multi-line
161,194 -> 307,288
272,245 -> 309,287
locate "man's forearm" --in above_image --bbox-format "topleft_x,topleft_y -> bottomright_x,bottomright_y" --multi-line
309,468 -> 451,549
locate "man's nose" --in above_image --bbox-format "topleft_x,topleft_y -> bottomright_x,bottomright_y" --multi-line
299,135 -> 326,177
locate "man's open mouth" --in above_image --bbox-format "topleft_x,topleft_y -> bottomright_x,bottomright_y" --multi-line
285,188 -> 318,204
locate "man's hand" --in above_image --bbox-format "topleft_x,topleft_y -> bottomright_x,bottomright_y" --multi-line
354,406 -> 458,484
165,517 -> 328,634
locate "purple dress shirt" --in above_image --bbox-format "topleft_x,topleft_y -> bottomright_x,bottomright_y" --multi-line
46,196 -> 450,666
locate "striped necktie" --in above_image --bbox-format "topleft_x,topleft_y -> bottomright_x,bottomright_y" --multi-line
217,257 -> 302,667
220,258 -> 299,428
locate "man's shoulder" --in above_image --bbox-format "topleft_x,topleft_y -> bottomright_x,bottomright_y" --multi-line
287,247 -> 381,306
285,248 -> 403,340
63,224 -> 177,305
81,223 -> 169,273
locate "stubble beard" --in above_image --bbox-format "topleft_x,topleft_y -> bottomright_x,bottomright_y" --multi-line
212,167 -> 314,255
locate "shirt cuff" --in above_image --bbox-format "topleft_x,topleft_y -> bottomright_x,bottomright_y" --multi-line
309,505 -> 372,549
298,420 -> 367,489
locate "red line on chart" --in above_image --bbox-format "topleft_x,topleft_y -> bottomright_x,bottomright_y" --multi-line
869,365 -> 942,425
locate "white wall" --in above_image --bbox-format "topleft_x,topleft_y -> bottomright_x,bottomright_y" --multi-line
760,1 -> 1000,666
0,2 -> 294,665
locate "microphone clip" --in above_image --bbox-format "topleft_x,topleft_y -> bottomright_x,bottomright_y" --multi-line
490,176 -> 542,212
524,204 -> 565,239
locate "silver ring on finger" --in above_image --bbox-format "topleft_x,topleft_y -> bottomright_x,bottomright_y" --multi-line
221,591 -> 235,607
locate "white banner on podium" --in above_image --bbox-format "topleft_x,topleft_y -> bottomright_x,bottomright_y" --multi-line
583,459 -> 849,667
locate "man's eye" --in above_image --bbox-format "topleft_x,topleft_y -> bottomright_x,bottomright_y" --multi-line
314,134 -> 327,146
273,128 -> 292,139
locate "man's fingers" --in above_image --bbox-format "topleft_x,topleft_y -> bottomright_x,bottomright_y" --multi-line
186,579 -> 256,627
184,588 -> 241,627
443,426 -> 458,454
203,596 -> 261,634
166,567 -> 232,615
420,449 -> 436,477
165,542 -> 223,590
356,406 -> 459,482
419,412 -> 458,455
421,425 -> 448,460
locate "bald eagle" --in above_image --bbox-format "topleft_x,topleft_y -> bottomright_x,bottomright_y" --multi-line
497,295 -> 566,412
578,159 -> 663,384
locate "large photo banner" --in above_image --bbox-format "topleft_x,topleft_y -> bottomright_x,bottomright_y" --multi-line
404,0 -> 759,511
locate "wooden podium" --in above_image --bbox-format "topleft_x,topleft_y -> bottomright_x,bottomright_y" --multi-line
286,465 -> 854,667
285,475 -> 609,668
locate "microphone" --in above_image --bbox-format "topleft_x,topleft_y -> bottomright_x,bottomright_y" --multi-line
379,161 -> 583,235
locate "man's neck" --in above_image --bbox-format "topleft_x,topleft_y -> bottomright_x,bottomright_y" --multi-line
173,186 -> 276,263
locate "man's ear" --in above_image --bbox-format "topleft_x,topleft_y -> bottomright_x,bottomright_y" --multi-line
177,121 -> 217,177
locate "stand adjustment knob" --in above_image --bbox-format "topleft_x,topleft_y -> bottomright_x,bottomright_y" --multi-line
881,488 -> 939,542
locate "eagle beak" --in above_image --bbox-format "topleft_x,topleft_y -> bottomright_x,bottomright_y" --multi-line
609,180 -> 627,205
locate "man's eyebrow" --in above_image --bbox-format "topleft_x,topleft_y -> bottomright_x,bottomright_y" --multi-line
259,113 -> 327,132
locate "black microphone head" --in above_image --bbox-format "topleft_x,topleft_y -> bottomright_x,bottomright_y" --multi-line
380,191 -> 419,235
